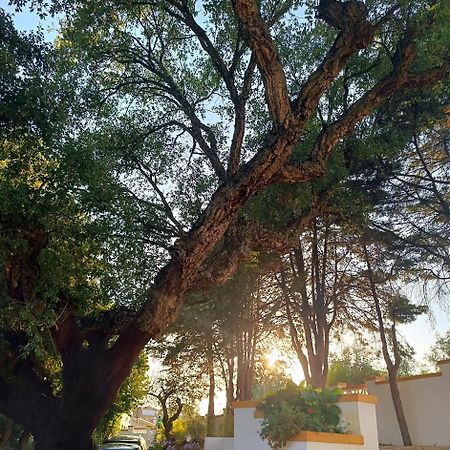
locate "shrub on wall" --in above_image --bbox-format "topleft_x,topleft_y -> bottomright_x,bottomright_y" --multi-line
260,382 -> 345,449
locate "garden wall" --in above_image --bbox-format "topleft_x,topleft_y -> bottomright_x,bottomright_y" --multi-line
365,359 -> 450,447
204,394 -> 379,450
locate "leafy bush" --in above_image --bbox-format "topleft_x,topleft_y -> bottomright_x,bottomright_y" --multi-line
185,415 -> 206,442
171,418 -> 188,443
260,382 -> 345,449
153,415 -> 205,450
209,413 -> 234,437
152,439 -> 201,450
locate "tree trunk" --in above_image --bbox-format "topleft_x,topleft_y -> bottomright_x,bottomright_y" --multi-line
225,357 -> 235,412
309,355 -> 327,390
387,368 -> 412,446
17,430 -> 32,450
34,419 -> 98,450
164,420 -> 174,442
0,418 -> 13,450
32,327 -> 147,450
281,244 -> 330,392
207,339 -> 216,436
363,243 -> 412,446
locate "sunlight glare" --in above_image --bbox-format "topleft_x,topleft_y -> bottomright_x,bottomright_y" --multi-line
265,348 -> 282,367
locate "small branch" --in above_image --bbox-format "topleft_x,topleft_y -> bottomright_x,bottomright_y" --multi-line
135,159 -> 185,233
164,1 -> 239,104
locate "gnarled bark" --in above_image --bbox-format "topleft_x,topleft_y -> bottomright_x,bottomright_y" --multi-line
0,418 -> 13,450
17,430 -> 32,450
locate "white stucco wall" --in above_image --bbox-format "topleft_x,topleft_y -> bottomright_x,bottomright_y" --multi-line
366,360 -> 450,446
339,397 -> 378,450
203,437 -> 234,450
233,405 -> 271,450
284,442 -> 363,450
205,395 -> 378,450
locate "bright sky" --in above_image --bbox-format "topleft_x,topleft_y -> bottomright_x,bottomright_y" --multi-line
3,3 -> 60,42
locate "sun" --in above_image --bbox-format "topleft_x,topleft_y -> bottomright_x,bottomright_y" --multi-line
265,348 -> 282,367
264,347 -> 305,384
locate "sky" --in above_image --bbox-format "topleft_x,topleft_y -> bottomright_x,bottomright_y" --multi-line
3,2 -> 60,41
4,1 -> 450,405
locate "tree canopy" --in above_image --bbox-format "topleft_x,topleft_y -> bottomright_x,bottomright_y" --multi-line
1,1 -> 449,449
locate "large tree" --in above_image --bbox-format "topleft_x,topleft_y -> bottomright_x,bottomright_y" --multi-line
148,365 -> 206,441
1,2 -> 449,450
276,217 -> 359,389
362,236 -> 427,445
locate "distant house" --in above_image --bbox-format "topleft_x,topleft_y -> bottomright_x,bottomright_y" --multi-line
119,404 -> 160,445
133,404 -> 159,427
120,404 -> 159,431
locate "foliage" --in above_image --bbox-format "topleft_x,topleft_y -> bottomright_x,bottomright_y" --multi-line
0,0 -> 449,448
396,342 -> 417,377
185,415 -> 206,443
156,259 -> 284,408
328,344 -> 384,386
260,383 -> 344,449
153,439 -> 201,450
160,414 -> 205,446
0,415 -> 32,450
427,330 -> 450,370
150,366 -> 206,442
155,406 -> 206,447
0,7 -> 152,383
154,415 -> 204,450
171,419 -> 188,443
209,413 -> 234,438
253,357 -> 292,400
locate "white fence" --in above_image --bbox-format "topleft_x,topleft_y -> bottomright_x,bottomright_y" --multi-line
365,359 -> 450,447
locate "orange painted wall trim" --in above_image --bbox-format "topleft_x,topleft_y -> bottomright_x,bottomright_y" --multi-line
343,383 -> 367,390
288,431 -> 364,445
339,394 -> 378,404
253,409 -> 264,418
232,400 -> 262,409
374,372 -> 442,384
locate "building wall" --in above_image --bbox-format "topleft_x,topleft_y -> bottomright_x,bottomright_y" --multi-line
284,442 -> 364,450
366,360 -> 450,446
205,395 -> 378,450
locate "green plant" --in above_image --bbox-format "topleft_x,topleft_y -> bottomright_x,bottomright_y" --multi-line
185,415 -> 206,442
260,382 -> 345,449
172,418 -> 188,443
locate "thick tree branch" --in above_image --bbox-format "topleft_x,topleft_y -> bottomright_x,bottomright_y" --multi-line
270,161 -> 327,184
277,38 -> 447,184
310,42 -> 446,165
122,9 -> 448,350
233,0 -> 292,126
227,54 -> 257,177
293,1 -> 374,119
51,315 -> 83,363
193,197 -> 328,290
